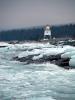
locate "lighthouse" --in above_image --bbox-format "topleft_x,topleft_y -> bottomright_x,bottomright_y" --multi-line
44,25 -> 51,41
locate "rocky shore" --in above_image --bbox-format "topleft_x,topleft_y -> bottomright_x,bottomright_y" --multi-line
13,53 -> 72,69
0,41 -> 75,69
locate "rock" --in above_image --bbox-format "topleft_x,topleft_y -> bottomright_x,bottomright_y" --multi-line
13,54 -> 75,69
49,54 -> 61,61
13,55 -> 33,62
0,46 -> 7,48
13,54 -> 61,64
55,58 -> 70,69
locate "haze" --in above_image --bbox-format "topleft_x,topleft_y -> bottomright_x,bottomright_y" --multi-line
0,0 -> 75,30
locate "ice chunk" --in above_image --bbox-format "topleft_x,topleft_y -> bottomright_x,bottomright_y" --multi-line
69,59 -> 75,68
32,54 -> 43,60
71,55 -> 75,59
61,51 -> 75,58
0,42 -> 9,47
18,49 -> 41,58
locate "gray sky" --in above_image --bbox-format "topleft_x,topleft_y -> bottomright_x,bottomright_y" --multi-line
0,0 -> 75,30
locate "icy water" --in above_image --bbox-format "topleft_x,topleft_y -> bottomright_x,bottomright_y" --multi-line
0,42 -> 75,100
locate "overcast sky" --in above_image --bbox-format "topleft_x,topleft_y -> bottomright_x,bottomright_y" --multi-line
0,0 -> 75,30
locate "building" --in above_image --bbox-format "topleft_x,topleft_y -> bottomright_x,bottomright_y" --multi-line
44,25 -> 51,40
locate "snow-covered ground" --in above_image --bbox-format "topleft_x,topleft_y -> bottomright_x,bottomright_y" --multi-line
0,42 -> 75,100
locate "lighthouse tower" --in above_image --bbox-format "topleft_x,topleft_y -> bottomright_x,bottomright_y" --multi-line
44,25 -> 51,40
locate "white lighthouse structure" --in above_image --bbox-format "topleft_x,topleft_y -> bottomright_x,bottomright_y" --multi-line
44,25 -> 51,40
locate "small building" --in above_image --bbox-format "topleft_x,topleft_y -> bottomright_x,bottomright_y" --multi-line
44,25 -> 51,40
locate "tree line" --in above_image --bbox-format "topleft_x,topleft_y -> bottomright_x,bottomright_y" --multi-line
0,24 -> 75,41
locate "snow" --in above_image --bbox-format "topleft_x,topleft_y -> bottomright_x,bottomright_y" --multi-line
15,42 -> 53,49
64,46 -> 75,53
59,45 -> 75,67
32,54 -> 43,60
18,45 -> 66,59
14,43 -> 75,70
0,42 -> 75,68
0,42 -> 10,47
18,49 -> 42,58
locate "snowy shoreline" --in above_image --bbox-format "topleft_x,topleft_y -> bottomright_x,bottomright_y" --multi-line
0,41 -> 75,100
0,41 -> 75,69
